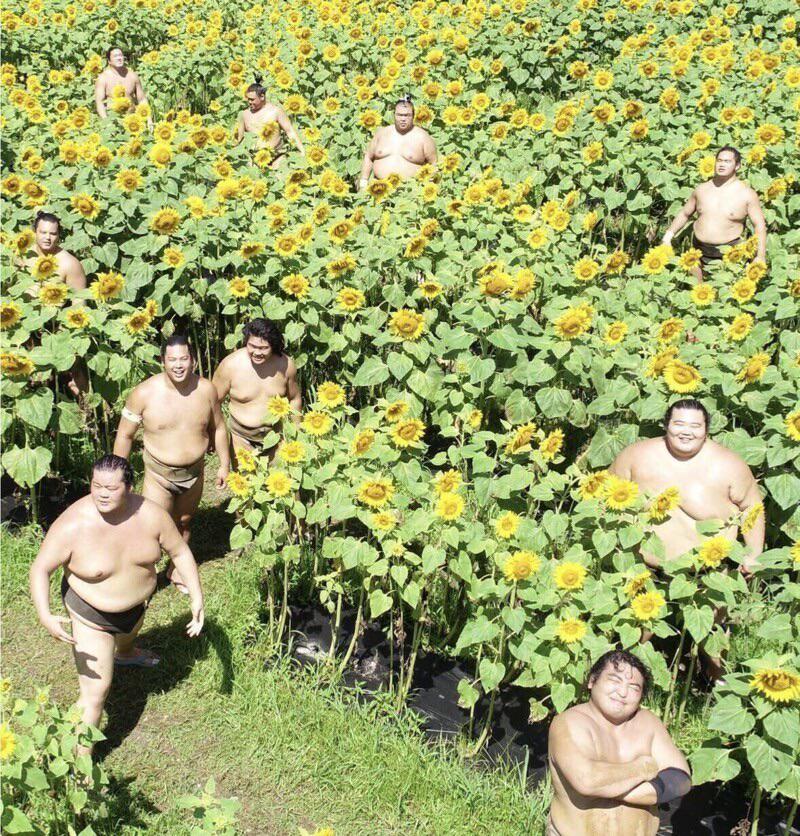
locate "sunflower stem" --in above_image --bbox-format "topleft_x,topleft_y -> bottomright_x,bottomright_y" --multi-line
783,799 -> 797,835
750,784 -> 762,836
676,644 -> 697,726
337,585 -> 364,675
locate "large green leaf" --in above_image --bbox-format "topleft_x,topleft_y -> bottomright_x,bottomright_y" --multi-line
1,446 -> 52,487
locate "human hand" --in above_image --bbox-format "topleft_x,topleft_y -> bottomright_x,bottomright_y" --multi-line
739,561 -> 757,579
216,465 -> 229,490
41,613 -> 76,644
661,233 -> 673,247
186,601 -> 204,637
637,755 -> 659,782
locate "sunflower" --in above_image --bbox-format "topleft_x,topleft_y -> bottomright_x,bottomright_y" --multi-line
317,382 -> 346,409
553,561 -> 587,591
603,321 -> 628,345
657,318 -> 684,344
302,410 -> 333,436
150,208 -> 181,235
749,668 -> 800,703
579,470 -> 609,500
553,304 -> 593,340
64,307 -> 90,329
727,314 -> 753,341
70,192 -> 100,219
228,277 -> 252,298
227,472 -> 252,498
32,254 -> 58,280
241,241 -> 266,259
663,360 -> 702,394
624,570 -> 652,598
539,429 -> 564,461
351,429 -> 375,456
433,470 -> 462,494
730,277 -> 757,303
126,309 -> 151,334
503,550 -> 541,582
603,476 -> 639,511
357,478 -> 395,508
267,396 -> 291,419
435,491 -> 465,521
556,618 -> 587,644
495,511 -> 521,539
505,422 -> 537,455
679,249 -> 702,271
215,178 -> 240,201
91,271 -> 124,302
149,142 -> 172,168
691,283 -> 716,306
648,487 -> 680,521
785,411 -> 800,442
235,447 -> 257,473
389,309 -> 426,341
1,352 -> 35,377
736,353 -> 770,384
336,287 -> 365,313
511,269 -> 536,299
371,511 -> 397,533
278,441 -> 306,464
418,279 -> 444,300
162,247 -> 185,268
641,245 -> 672,274
266,470 -> 292,497
392,418 -> 426,448
0,723 -> 16,761
697,536 -> 732,568
0,301 -> 22,330
573,257 -> 600,283
279,273 -> 310,299
630,591 -> 666,621
115,168 -> 142,192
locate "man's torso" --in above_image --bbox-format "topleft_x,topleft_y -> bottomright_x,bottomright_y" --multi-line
372,126 -> 428,179
99,68 -> 138,101
241,105 -> 282,149
226,349 -> 290,428
693,179 -> 750,244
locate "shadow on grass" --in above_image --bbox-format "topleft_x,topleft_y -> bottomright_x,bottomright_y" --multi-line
191,504 -> 235,567
103,774 -> 161,829
96,614 -> 234,761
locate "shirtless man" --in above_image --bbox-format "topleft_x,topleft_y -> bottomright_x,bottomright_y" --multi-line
212,318 -> 301,453
548,650 -> 691,836
662,146 -> 767,282
94,46 -> 150,121
24,212 -> 87,291
610,398 -> 765,572
234,76 -> 305,167
358,95 -> 438,188
29,455 -> 204,754
114,334 -> 229,591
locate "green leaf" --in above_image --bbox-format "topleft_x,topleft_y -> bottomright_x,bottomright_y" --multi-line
401,580 -> 421,609
765,473 -> 800,510
352,356 -> 390,387
763,708 -> 800,751
386,351 -> 413,381
23,765 -> 49,791
756,614 -> 793,646
1,445 -> 52,487
16,388 -> 54,431
534,387 -> 573,419
745,733 -> 793,791
229,524 -> 253,550
551,681 -> 576,713
57,401 -> 83,435
708,695 -> 755,736
683,604 -> 714,642
369,589 -> 392,619
479,658 -> 505,692
457,678 -> 480,709
688,746 -> 741,785
1,806 -> 36,834
455,615 -> 500,653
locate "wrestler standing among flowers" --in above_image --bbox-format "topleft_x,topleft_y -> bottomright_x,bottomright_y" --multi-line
94,46 -> 150,122
661,146 -> 767,282
114,334 -> 230,591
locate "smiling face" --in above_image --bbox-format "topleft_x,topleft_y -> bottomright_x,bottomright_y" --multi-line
589,660 -> 645,723
90,467 -> 129,515
162,343 -> 194,385
108,48 -> 125,68
246,90 -> 265,112
34,220 -> 60,253
715,149 -> 739,178
245,336 -> 272,365
666,406 -> 707,459
394,103 -> 414,133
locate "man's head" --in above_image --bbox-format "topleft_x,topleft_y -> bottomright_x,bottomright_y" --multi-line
106,46 -> 126,68
242,318 -> 284,365
587,650 -> 651,723
160,333 -> 196,385
394,95 -> 415,133
33,212 -> 61,252
91,454 -> 133,514
246,75 -> 266,112
664,398 -> 709,459
715,146 -> 741,178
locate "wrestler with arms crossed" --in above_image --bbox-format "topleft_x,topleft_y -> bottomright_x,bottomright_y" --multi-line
234,76 -> 304,167
548,650 -> 691,836
114,335 -> 230,591
30,455 -> 204,755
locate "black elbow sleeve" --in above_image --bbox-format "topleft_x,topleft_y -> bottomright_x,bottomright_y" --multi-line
650,768 -> 692,805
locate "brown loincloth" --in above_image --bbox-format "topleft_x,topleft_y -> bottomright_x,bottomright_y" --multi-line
228,413 -> 271,446
142,447 -> 204,496
692,233 -> 741,269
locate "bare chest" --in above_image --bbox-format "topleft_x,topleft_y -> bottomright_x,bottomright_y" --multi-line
696,189 -> 747,221
68,524 -> 161,578
102,73 -> 137,97
244,109 -> 278,132
375,132 -> 424,162
632,460 -> 733,519
143,391 -> 211,432
591,723 -> 653,763
229,367 -> 287,403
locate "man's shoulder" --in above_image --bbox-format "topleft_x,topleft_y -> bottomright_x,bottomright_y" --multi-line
633,706 -> 668,733
617,436 -> 661,461
551,704 -> 592,730
706,439 -> 751,471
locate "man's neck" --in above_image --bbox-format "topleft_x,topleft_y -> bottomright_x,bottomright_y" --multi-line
664,436 -> 705,462
108,65 -> 128,77
712,173 -> 736,187
587,700 -> 638,729
35,243 -> 61,257
163,372 -> 197,395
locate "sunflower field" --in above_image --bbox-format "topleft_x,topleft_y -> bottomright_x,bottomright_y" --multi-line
2,0 -> 800,826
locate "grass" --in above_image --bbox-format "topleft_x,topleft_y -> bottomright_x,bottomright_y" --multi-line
1,491 -> 549,836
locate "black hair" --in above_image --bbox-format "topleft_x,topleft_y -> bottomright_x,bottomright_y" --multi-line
92,454 -> 134,488
242,318 -> 284,356
33,211 -> 61,234
664,398 -> 709,429
160,332 -> 196,360
246,74 -> 266,97
587,650 -> 651,699
395,94 -> 414,113
716,145 -> 741,165
106,46 -> 124,61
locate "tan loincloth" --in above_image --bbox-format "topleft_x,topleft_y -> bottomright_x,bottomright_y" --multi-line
143,447 -> 203,496
228,413 -> 272,446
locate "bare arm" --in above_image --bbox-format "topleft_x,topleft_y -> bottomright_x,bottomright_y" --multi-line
424,132 -> 438,165
94,75 -> 107,119
158,509 -> 204,635
358,133 -> 377,189
549,715 -> 659,800
736,477 -> 765,571
609,447 -> 633,480
621,715 -> 690,807
276,107 -> 304,154
64,255 -> 87,292
662,191 -> 698,245
286,358 -> 302,425
29,517 -> 76,644
133,72 -> 147,106
234,113 -> 245,145
210,385 -> 230,487
113,385 -> 146,459
747,192 -> 767,262
212,359 -> 231,404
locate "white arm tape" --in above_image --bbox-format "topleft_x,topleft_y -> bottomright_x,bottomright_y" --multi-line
121,406 -> 143,425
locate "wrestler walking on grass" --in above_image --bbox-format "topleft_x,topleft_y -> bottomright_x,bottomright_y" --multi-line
30,455 -> 204,755
114,334 -> 230,591
662,146 -> 767,282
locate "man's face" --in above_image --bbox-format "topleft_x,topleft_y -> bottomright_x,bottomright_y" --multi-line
666,407 -> 707,458
90,468 -> 129,514
394,104 -> 414,132
35,221 -> 59,252
246,91 -> 264,112
162,344 -> 193,384
246,336 -> 272,365
715,150 -> 739,177
589,661 -> 645,723
108,48 -> 125,68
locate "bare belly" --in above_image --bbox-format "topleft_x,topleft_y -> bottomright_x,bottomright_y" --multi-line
142,429 -> 209,466
643,510 -> 738,565
551,797 -> 658,836
66,565 -> 157,612
229,400 -> 275,429
373,153 -> 423,180
693,217 -> 744,245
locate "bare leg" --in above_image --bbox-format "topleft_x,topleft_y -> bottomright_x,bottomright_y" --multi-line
114,611 -> 157,663
168,473 -> 204,590
691,263 -> 703,284
69,613 -> 116,756
141,471 -> 184,589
